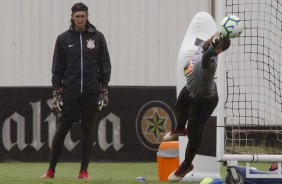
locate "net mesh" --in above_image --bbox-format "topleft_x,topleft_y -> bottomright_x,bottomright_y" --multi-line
224,0 -> 282,155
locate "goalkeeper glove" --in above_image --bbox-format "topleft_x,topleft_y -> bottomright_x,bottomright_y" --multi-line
211,31 -> 224,48
98,86 -> 109,111
52,88 -> 63,117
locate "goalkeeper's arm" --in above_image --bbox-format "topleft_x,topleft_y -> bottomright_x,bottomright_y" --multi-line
201,32 -> 224,69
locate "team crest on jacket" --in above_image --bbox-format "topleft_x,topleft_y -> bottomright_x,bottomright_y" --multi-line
86,39 -> 95,49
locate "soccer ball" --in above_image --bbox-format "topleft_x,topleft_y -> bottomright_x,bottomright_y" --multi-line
219,15 -> 244,38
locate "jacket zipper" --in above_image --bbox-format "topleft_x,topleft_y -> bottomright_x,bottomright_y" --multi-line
80,33 -> 83,93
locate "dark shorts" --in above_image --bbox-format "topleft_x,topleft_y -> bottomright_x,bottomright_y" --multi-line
60,92 -> 99,122
175,85 -> 219,131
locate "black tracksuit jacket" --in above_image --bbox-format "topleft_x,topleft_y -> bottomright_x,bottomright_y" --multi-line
51,24 -> 111,93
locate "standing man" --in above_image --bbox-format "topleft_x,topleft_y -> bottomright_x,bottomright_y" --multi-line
163,32 -> 230,182
41,2 -> 111,179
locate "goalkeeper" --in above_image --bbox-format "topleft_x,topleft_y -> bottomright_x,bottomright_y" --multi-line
40,2 -> 111,179
163,32 -> 230,182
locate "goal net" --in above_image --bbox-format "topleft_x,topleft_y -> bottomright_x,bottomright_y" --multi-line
217,0 -> 282,162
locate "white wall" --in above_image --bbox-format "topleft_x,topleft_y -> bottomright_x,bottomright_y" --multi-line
0,0 -> 211,86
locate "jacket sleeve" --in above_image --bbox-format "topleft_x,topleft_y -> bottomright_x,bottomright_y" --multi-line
98,33 -> 111,87
51,36 -> 66,90
201,38 -> 216,69
201,49 -> 214,69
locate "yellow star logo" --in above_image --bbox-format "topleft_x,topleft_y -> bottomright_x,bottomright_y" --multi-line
146,113 -> 166,139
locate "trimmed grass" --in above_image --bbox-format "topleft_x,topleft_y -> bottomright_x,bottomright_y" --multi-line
0,162 -> 271,184
0,162 -> 163,184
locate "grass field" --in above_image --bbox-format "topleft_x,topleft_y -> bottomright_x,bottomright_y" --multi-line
0,162 -> 272,184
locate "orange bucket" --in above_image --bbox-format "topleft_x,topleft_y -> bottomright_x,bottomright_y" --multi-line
157,141 -> 179,181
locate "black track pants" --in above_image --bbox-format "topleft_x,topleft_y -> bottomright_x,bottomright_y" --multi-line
174,86 -> 218,167
49,92 -> 98,172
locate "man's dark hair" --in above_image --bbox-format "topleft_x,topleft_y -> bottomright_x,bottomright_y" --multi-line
71,2 -> 88,14
218,37 -> 231,51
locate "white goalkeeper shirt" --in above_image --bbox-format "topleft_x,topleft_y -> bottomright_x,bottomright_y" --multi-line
184,41 -> 218,99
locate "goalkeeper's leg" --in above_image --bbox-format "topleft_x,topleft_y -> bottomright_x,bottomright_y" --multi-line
49,120 -> 73,171
78,94 -> 98,179
184,88 -> 218,166
40,120 -> 73,179
168,90 -> 218,181
163,86 -> 190,141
